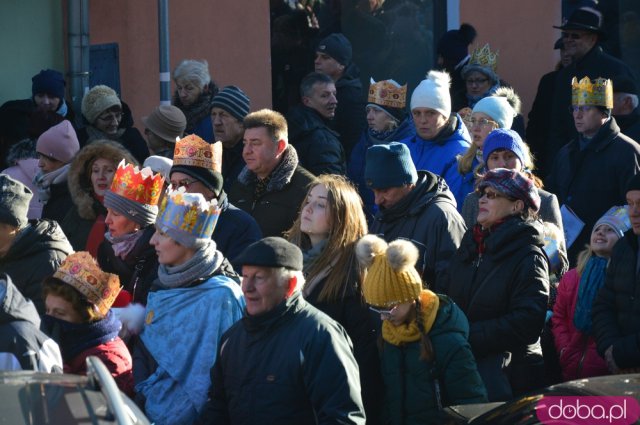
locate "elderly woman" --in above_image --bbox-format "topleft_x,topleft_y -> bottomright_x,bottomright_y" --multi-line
134,189 -> 244,425
441,168 -> 550,401
172,59 -> 218,142
42,252 -> 133,395
78,85 -> 149,163
61,140 -> 137,256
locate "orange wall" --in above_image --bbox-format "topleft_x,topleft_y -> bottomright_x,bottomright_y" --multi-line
460,2 -> 562,123
79,0 -> 271,129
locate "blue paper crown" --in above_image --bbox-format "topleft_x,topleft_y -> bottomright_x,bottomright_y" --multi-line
157,189 -> 221,245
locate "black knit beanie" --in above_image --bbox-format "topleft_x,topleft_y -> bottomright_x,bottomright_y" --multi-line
627,174 -> 640,193
171,165 -> 223,197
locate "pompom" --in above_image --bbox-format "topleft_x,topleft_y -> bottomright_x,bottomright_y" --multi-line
494,86 -> 521,115
426,70 -> 451,89
386,239 -> 419,271
356,234 -> 387,268
458,23 -> 477,45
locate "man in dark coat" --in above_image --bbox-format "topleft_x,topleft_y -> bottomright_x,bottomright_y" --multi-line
365,142 -> 466,290
228,109 -> 315,238
287,72 -> 346,176
197,237 -> 366,425
592,175 -> 640,373
314,33 -> 366,158
547,7 -> 636,170
0,175 -> 73,314
612,75 -> 640,143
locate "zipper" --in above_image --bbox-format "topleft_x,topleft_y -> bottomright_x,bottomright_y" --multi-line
576,336 -> 589,377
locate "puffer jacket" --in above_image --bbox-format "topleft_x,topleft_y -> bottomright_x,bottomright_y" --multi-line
370,171 -> 466,290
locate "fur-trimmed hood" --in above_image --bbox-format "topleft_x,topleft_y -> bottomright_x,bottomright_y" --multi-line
68,139 -> 138,220
237,144 -> 300,193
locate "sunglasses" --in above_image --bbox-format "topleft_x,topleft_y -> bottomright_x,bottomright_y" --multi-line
170,178 -> 198,190
476,189 -> 515,201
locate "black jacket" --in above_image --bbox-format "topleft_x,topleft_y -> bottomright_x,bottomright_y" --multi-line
77,126 -> 149,164
592,231 -> 640,369
197,292 -> 366,425
370,171 -> 466,290
221,141 -> 245,191
287,105 -> 346,176
333,64 -> 367,158
526,69 -> 561,176
615,109 -> 640,143
41,179 -> 74,225
0,220 -> 72,314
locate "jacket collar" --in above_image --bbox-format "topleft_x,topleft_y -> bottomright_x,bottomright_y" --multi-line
237,145 -> 300,192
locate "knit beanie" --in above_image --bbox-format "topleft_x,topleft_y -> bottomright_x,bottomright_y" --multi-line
211,86 -> 251,122
0,175 -> 33,229
316,33 -> 353,66
472,87 -> 521,129
82,85 -> 121,124
365,142 -> 417,189
170,165 -> 224,197
32,69 -> 66,100
36,120 -> 80,163
436,23 -> 477,66
477,168 -> 540,212
482,128 -> 527,168
356,235 -> 422,308
594,206 -> 631,239
410,70 -> 452,117
142,105 -> 187,143
626,173 -> 640,193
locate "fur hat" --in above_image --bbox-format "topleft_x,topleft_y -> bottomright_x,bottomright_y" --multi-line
0,175 -> 33,229
316,33 -> 353,66
32,69 -> 66,100
235,237 -> 303,271
36,120 -> 80,164
82,85 -> 122,124
410,70 -> 452,117
211,86 -> 251,122
141,105 -> 187,143
437,23 -> 477,66
477,168 -> 541,212
356,235 -> 422,308
482,128 -> 527,169
365,142 -> 417,189
472,87 -> 521,129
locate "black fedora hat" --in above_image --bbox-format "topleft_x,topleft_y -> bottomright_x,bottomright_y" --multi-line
554,8 -> 607,39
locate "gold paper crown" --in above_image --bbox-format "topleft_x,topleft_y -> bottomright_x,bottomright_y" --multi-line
54,252 -> 121,316
368,79 -> 407,109
469,43 -> 499,73
571,76 -> 613,108
109,160 -> 165,206
173,134 -> 222,172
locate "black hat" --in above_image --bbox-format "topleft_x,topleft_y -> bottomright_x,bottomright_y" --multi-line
554,8 -> 606,38
170,164 -> 224,198
437,23 -> 477,65
627,173 -> 640,194
612,75 -> 639,95
235,237 -> 303,271
316,33 -> 352,66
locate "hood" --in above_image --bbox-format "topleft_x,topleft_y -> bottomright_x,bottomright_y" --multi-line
287,105 -> 338,141
0,274 -> 40,326
429,294 -> 469,340
68,140 -> 138,220
336,63 -> 362,89
5,138 -> 36,167
5,220 -> 73,262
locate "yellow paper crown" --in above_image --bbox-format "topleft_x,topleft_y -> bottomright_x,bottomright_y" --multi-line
109,160 -> 165,206
54,252 -> 121,316
469,43 -> 499,73
368,79 -> 407,109
173,134 -> 222,172
571,77 -> 613,108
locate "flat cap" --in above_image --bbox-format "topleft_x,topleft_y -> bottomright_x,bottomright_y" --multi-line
235,237 -> 303,271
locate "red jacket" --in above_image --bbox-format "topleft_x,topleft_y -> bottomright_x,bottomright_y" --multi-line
64,337 -> 134,397
552,268 -> 609,380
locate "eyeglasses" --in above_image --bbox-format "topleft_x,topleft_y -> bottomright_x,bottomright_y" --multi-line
170,178 -> 198,190
97,112 -> 122,123
466,78 -> 489,86
569,105 -> 595,114
477,189 -> 515,201
467,118 -> 497,128
561,32 -> 583,40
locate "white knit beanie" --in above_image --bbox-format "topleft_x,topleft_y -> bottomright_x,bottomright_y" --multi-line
472,86 -> 521,129
410,70 -> 452,117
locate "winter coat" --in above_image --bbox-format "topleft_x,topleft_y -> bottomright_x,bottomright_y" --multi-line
615,109 -> 640,144
213,191 -> 262,269
370,171 -> 466,290
527,69 -> 561,176
442,217 -> 549,401
197,291 -> 366,425
348,118 -> 415,220
399,114 -> 471,207
221,141 -> 245,191
546,117 -> 640,264
381,296 -> 487,425
0,274 -> 62,372
97,226 -> 158,305
41,179 -> 74,224
592,231 -> 640,370
2,158 -> 41,219
228,145 -> 316,238
174,87 -> 216,143
333,63 -> 367,158
552,268 -> 608,380
78,126 -> 149,164
287,104 -> 346,176
0,219 -> 72,314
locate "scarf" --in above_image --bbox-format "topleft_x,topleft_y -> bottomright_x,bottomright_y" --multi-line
174,91 -> 213,135
573,255 -> 609,334
33,164 -> 70,202
42,310 -> 121,361
368,127 -> 397,143
301,239 -> 331,297
156,240 -> 223,289
473,218 -> 508,255
382,290 -> 440,346
105,228 -> 144,259
465,82 -> 500,108
85,125 -> 126,143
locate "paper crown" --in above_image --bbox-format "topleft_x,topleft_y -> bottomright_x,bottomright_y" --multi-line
110,160 -> 165,206
368,79 -> 407,109
469,43 -> 499,73
571,77 -> 613,108
156,188 -> 222,246
54,252 -> 121,316
173,134 -> 222,172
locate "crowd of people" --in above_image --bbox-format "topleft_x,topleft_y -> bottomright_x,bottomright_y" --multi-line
0,4 -> 639,425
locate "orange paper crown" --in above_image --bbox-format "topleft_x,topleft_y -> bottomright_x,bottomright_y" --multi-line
54,252 -> 121,316
469,43 -> 499,73
109,160 -> 164,206
173,134 -> 222,172
368,79 -> 407,109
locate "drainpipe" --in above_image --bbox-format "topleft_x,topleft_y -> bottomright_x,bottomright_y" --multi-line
67,0 -> 90,126
158,0 -> 171,105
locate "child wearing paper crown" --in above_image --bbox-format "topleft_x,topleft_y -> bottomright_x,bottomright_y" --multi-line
41,252 -> 133,395
552,206 -> 632,381
356,235 -> 486,424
